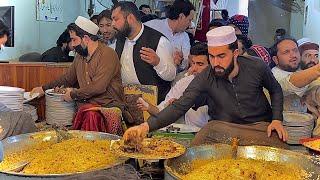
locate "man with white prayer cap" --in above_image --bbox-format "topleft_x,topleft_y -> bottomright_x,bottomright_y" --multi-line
123,26 -> 289,148
31,16 -> 128,135
297,37 -> 319,70
296,38 -> 320,136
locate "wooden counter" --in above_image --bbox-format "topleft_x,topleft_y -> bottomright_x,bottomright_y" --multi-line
0,62 -> 71,91
0,62 -> 71,120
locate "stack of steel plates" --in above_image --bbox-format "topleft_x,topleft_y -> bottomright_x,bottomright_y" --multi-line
45,89 -> 75,126
0,86 -> 24,111
283,111 -> 314,144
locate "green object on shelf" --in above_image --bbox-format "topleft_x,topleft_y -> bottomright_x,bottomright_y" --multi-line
151,131 -> 196,147
151,131 -> 195,139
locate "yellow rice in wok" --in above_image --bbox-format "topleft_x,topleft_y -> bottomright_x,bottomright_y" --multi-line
181,158 -> 308,180
0,138 -> 119,174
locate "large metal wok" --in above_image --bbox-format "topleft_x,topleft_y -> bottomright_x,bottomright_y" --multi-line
0,130 -> 129,180
165,144 -> 320,180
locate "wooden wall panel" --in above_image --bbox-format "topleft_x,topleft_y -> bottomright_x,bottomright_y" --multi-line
0,63 -> 71,120
0,65 -> 15,86
45,67 -> 68,84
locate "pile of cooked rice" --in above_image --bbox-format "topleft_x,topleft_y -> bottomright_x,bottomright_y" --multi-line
0,138 -> 119,174
305,139 -> 320,151
181,158 -> 308,180
113,138 -> 185,159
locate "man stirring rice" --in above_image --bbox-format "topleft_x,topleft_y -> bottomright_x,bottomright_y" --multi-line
124,26 -> 289,148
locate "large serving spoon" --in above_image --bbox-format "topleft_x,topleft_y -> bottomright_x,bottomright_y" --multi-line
4,125 -> 72,173
231,137 -> 239,159
4,161 -> 29,173
1,121 -> 29,173
2,125 -> 72,173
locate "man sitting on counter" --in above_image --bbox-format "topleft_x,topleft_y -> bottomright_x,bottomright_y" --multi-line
31,16 -> 127,135
124,26 -> 289,149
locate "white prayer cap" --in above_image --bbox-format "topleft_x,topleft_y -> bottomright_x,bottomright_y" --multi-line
297,37 -> 312,47
206,26 -> 237,47
297,37 -> 319,53
75,16 -> 99,35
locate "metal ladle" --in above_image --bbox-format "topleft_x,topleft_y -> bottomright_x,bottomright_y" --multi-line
5,125 -> 73,172
231,137 -> 239,159
4,161 -> 29,173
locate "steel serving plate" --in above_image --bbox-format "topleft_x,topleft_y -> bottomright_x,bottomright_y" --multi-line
0,130 -> 128,178
164,144 -> 320,180
111,138 -> 186,160
300,137 -> 320,153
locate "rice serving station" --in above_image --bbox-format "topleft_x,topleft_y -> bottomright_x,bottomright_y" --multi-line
0,131 -> 128,180
165,144 -> 320,180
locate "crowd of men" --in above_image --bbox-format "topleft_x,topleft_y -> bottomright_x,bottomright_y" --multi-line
1,0 -> 319,148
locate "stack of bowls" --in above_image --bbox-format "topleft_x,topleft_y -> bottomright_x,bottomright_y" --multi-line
0,86 -> 24,111
45,89 -> 75,126
283,111 -> 314,144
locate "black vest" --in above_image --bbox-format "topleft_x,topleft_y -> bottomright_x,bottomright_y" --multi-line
115,26 -> 171,103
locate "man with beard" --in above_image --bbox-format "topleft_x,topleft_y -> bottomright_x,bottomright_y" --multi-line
298,38 -> 319,70
271,38 -> 320,113
97,9 -> 117,49
144,0 -> 195,72
298,38 -> 320,91
296,38 -> 320,136
41,29 -> 74,62
111,2 -> 176,102
123,26 -> 289,148
31,16 -> 127,134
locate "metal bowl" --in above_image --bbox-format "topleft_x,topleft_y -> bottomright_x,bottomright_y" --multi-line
165,144 -> 320,180
0,130 -> 128,179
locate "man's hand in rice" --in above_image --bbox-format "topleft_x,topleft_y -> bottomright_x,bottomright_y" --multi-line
267,120 -> 288,142
123,122 -> 149,143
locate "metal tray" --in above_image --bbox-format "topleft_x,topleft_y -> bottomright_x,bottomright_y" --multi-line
165,144 -> 320,180
0,130 -> 128,178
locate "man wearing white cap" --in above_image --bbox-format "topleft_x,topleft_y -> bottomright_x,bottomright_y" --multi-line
296,38 -> 320,136
297,38 -> 320,91
123,26 -> 289,148
271,37 -> 320,137
111,2 -> 176,102
271,37 -> 320,113
297,38 -> 319,70
31,16 -> 127,134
